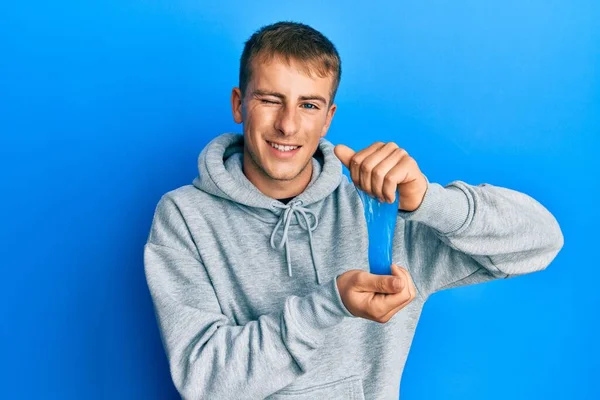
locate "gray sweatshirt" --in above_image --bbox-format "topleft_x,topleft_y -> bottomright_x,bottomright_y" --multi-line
144,133 -> 563,400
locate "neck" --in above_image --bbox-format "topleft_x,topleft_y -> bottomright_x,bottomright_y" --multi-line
242,153 -> 313,200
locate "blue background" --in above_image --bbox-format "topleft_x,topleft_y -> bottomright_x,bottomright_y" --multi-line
1,1 -> 598,398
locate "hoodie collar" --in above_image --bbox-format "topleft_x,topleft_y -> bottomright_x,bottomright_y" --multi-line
193,133 -> 342,217
192,133 -> 343,284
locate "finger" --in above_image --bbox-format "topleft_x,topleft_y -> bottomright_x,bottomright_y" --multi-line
392,264 -> 417,300
369,286 -> 412,322
371,147 -> 404,202
351,142 -> 385,191
382,155 -> 414,204
355,271 -> 404,294
404,267 -> 417,300
366,291 -> 405,321
390,263 -> 403,278
379,266 -> 416,321
360,142 -> 398,198
333,144 -> 355,170
380,292 -> 413,322
392,264 -> 415,292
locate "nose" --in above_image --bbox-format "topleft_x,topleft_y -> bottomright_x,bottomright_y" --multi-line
274,105 -> 299,136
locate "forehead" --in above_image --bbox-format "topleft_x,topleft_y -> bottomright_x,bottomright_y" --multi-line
249,55 -> 334,95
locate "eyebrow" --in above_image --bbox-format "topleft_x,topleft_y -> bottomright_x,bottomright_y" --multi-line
252,89 -> 327,105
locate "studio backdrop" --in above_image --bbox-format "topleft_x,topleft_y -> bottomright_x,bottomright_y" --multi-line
1,1 -> 598,399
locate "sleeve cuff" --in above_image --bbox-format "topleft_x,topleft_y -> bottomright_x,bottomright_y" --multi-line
289,277 -> 355,343
397,177 -> 472,235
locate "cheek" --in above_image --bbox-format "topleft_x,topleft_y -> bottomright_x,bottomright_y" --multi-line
303,113 -> 328,133
248,107 -> 277,130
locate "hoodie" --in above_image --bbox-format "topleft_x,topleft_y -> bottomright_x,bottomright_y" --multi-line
144,133 -> 564,399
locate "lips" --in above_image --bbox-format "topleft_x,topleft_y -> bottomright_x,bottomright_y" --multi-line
266,140 -> 302,153
267,140 -> 301,147
266,140 -> 302,158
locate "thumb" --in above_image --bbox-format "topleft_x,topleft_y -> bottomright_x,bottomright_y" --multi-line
391,264 -> 405,278
391,264 -> 417,299
334,144 -> 355,169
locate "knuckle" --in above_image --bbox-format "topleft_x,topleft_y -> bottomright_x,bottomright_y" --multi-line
372,167 -> 385,181
350,153 -> 363,165
355,271 -> 369,286
383,175 -> 395,185
360,162 -> 372,174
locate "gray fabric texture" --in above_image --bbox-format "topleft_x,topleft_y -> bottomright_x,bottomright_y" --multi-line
144,133 -> 563,399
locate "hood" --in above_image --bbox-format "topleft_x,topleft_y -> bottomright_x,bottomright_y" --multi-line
192,133 -> 343,284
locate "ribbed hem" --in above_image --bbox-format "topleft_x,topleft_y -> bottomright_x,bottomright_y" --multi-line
397,180 -> 472,235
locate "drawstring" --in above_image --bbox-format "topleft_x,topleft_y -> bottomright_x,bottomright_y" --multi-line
270,200 -> 322,284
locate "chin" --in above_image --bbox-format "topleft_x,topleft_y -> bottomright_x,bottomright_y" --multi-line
265,166 -> 303,182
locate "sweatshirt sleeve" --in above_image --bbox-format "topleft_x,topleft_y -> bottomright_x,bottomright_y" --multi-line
396,178 -> 564,299
143,195 -> 354,400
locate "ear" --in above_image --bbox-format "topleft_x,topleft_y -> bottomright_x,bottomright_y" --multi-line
231,87 -> 243,124
320,103 -> 337,138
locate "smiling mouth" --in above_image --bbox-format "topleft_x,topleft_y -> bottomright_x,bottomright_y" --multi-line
267,141 -> 302,152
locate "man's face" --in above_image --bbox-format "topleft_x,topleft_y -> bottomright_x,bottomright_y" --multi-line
231,56 -> 337,191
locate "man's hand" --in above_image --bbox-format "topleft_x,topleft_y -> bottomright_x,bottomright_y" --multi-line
337,265 -> 416,323
334,142 -> 427,212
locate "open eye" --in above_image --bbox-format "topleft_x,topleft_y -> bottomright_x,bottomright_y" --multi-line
302,103 -> 319,110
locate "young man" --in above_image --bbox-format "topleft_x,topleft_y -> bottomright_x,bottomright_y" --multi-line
144,21 -> 563,399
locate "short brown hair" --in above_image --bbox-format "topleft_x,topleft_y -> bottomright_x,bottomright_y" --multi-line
239,21 -> 342,105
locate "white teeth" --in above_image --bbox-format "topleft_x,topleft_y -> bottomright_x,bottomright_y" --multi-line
269,142 -> 299,152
